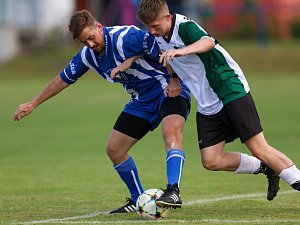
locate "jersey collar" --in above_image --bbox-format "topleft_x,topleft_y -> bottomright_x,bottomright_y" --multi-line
163,12 -> 176,43
95,26 -> 108,57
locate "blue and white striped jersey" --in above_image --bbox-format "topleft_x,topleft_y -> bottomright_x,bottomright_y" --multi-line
60,25 -> 177,104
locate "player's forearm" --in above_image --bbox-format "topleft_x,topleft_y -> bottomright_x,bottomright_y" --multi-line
122,55 -> 142,68
182,37 -> 215,55
31,75 -> 69,108
166,64 -> 175,74
129,55 -> 142,63
14,75 -> 69,121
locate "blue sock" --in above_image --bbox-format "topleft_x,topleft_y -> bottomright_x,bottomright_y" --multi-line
166,149 -> 185,187
114,156 -> 144,202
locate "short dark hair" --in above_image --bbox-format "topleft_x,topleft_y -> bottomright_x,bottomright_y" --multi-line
69,9 -> 97,40
136,0 -> 167,24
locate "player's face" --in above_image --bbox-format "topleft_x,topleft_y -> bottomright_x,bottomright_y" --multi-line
145,13 -> 172,37
78,23 -> 105,53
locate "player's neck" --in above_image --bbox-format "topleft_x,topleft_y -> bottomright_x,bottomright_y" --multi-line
96,49 -> 105,56
163,14 -> 173,39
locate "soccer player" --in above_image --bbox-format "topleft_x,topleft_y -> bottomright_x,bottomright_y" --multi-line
136,0 -> 300,200
14,10 -> 190,212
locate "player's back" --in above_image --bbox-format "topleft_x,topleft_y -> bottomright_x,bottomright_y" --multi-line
61,25 -> 171,103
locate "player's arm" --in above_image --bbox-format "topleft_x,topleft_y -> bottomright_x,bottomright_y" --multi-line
110,55 -> 142,79
163,64 -> 182,97
160,21 -> 215,66
14,75 -> 69,121
110,28 -> 160,80
160,37 -> 215,66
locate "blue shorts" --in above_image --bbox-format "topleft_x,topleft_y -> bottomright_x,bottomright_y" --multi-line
123,93 -> 190,131
114,84 -> 191,139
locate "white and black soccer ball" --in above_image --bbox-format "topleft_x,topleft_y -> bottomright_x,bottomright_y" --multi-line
136,188 -> 170,220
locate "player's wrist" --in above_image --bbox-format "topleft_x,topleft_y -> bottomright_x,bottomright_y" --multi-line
170,72 -> 178,78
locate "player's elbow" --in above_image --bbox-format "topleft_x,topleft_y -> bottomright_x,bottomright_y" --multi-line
201,37 -> 215,51
207,38 -> 215,50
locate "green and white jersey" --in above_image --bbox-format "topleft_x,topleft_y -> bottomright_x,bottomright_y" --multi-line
156,13 -> 250,115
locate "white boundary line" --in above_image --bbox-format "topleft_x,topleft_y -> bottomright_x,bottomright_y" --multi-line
22,211 -> 110,225
22,190 -> 297,225
24,219 -> 300,224
184,190 -> 295,205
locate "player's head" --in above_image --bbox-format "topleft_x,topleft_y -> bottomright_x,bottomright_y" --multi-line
136,0 -> 172,37
69,9 -> 105,53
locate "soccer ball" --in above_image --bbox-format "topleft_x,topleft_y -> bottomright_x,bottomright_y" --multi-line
136,188 -> 170,220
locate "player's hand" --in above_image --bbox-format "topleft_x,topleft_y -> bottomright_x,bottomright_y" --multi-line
159,49 -> 186,66
110,56 -> 141,80
14,102 -> 35,121
164,77 -> 182,97
110,58 -> 133,79
110,65 -> 127,80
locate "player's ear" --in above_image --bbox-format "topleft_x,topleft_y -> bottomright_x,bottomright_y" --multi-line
96,22 -> 103,31
165,13 -> 172,21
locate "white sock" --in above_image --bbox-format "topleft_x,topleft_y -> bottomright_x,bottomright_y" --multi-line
234,153 -> 261,174
279,165 -> 300,185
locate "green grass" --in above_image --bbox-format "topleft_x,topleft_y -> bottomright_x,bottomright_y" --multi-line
1,42 -> 300,224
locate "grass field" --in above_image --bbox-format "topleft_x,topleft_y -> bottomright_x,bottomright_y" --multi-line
1,41 -> 300,224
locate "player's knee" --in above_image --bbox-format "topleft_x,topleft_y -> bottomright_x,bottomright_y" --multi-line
202,158 -> 221,171
164,137 -> 178,149
163,118 -> 184,136
163,134 -> 183,150
163,128 -> 183,148
106,143 -> 129,164
106,144 -> 118,158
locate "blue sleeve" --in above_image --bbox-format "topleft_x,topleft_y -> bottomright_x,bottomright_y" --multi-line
59,49 -> 89,84
122,27 -> 160,59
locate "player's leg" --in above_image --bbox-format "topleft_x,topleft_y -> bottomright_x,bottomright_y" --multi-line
245,132 -> 293,173
245,132 -> 300,191
197,96 -> 279,201
200,141 -> 242,171
197,108 -> 261,173
106,129 -> 138,165
156,96 -> 189,208
225,93 -> 280,200
108,112 -> 151,214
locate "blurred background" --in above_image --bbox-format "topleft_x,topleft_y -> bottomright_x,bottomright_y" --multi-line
1,0 -> 300,63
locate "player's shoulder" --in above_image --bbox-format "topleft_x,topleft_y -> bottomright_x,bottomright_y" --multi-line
106,25 -> 143,37
174,13 -> 193,24
174,13 -> 201,28
107,25 -> 147,45
77,46 -> 90,59
174,14 -> 205,35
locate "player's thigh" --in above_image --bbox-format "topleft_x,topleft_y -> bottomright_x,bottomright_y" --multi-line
161,114 -> 185,135
196,110 -> 237,150
159,96 -> 190,121
161,114 -> 185,150
160,96 -> 189,140
113,111 -> 151,140
225,93 -> 263,143
107,112 -> 151,155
